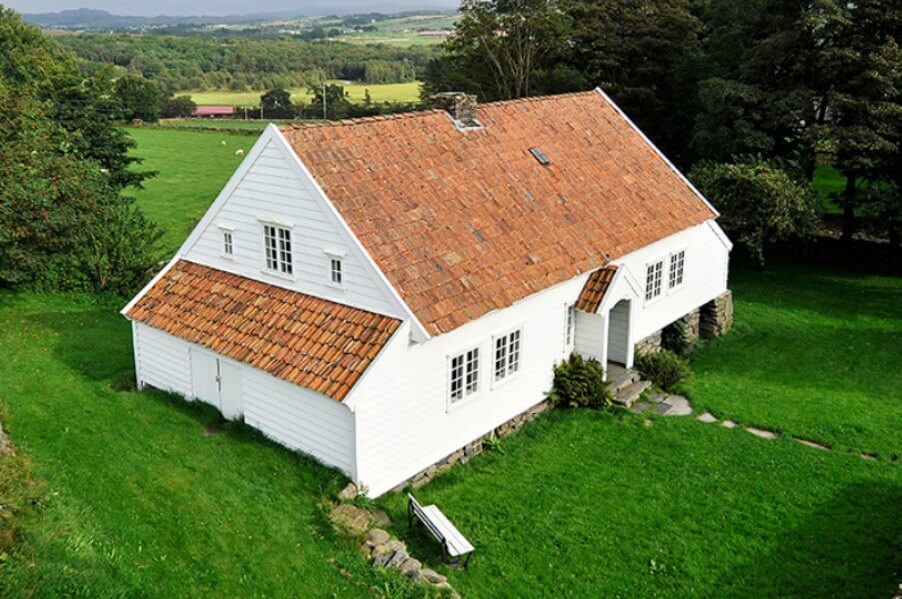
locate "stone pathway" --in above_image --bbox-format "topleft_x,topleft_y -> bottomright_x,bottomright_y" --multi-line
693,411 -> 881,462
609,364 -> 693,417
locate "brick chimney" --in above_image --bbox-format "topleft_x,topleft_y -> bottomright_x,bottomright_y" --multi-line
430,92 -> 480,128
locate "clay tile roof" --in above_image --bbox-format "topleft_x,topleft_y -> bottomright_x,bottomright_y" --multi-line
279,90 -> 716,336
575,266 -> 618,313
125,260 -> 400,401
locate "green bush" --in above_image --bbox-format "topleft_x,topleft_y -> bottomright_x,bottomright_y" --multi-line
547,353 -> 612,409
662,319 -> 693,357
635,350 -> 693,392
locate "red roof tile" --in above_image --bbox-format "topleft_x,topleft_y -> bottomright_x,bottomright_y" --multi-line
280,91 -> 715,336
575,266 -> 618,313
125,260 -> 400,401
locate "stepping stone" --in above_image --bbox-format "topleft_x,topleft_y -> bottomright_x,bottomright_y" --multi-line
793,437 -> 830,451
203,424 -> 222,436
643,419 -> 654,427
647,392 -> 667,404
697,412 -> 718,423
860,453 -> 878,461
746,426 -> 778,440
653,402 -> 672,415
659,395 -> 693,416
721,420 -> 737,429
630,402 -> 652,414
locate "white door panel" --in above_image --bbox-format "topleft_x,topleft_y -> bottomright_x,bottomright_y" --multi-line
191,349 -> 220,407
219,360 -> 243,420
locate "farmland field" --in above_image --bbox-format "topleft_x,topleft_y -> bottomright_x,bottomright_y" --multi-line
183,80 -> 423,107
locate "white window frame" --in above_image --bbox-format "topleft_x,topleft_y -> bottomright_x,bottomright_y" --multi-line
667,249 -> 686,292
218,224 -> 236,259
564,303 -> 576,353
447,345 -> 481,409
324,249 -> 346,289
492,327 -> 523,388
261,222 -> 294,278
645,259 -> 664,304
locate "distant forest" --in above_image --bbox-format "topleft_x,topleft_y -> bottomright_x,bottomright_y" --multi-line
59,35 -> 435,93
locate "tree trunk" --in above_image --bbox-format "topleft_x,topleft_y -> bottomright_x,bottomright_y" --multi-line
840,174 -> 857,244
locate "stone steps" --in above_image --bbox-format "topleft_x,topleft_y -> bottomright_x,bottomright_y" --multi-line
606,363 -> 639,394
612,380 -> 652,407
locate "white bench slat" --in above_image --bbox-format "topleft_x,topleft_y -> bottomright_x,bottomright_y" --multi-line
420,505 -> 474,556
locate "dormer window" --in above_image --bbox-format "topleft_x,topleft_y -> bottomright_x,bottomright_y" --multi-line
263,224 -> 293,275
223,231 -> 234,257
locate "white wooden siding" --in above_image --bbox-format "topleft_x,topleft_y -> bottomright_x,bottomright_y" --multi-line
574,310 -> 604,361
243,370 -> 355,476
181,136 -> 402,319
350,219 -> 730,497
607,301 -> 630,364
133,323 -> 191,396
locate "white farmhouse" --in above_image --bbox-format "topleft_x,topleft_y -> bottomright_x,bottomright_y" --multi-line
123,90 -> 733,497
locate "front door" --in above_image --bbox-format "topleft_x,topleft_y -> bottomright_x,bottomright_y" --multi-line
607,299 -> 631,365
190,349 -> 243,420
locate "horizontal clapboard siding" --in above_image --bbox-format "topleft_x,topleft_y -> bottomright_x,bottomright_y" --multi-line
351,220 -> 730,497
134,323 -> 192,397
574,310 -> 604,361
243,370 -> 355,476
182,138 -> 400,318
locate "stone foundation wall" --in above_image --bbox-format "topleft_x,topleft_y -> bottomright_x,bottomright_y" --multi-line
392,400 -> 552,493
634,330 -> 663,356
701,290 -> 734,337
682,309 -> 701,342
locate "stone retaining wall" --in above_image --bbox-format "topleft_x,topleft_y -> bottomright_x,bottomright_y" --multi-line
701,290 -> 733,337
392,400 -> 552,494
634,330 -> 663,355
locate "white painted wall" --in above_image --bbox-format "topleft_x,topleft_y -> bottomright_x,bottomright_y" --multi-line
243,369 -> 356,477
133,323 -> 192,397
180,134 -> 403,320
610,221 -> 730,341
350,219 -> 730,496
574,310 -> 604,361
131,323 -> 355,476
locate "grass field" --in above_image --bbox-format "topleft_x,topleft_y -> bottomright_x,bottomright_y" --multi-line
183,81 -> 423,107
686,260 -> 901,458
1,126 -> 899,596
124,127 -> 249,254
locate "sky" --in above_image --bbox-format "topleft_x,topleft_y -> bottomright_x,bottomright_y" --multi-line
7,0 -> 457,17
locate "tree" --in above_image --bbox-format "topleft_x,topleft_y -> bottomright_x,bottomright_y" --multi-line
161,95 -> 197,118
426,0 -> 575,101
0,7 -> 160,293
569,0 -> 703,162
307,83 -> 351,119
690,158 -> 819,267
260,87 -> 294,119
114,74 -> 161,122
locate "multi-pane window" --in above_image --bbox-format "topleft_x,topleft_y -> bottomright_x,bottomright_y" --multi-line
223,231 -> 234,256
645,260 -> 663,301
264,225 -> 293,275
449,347 -> 480,403
330,257 -> 343,285
669,250 -> 685,289
564,304 -> 576,350
494,330 -> 522,382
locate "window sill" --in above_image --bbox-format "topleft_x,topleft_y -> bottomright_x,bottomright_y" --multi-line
327,282 -> 345,291
446,391 -> 482,413
491,369 -> 522,391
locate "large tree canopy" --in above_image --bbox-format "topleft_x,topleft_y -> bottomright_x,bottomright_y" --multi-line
0,8 -> 160,293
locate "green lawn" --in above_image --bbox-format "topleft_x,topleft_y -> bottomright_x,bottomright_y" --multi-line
183,81 -> 423,107
124,127 -> 250,255
379,410 -> 900,598
686,260 -> 901,458
0,294 -> 413,597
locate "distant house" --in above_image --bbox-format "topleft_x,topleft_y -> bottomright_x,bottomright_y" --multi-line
192,105 -> 235,118
123,90 -> 733,497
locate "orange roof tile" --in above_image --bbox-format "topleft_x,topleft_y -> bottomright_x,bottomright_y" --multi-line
280,91 -> 715,336
575,266 -> 618,313
125,260 -> 400,401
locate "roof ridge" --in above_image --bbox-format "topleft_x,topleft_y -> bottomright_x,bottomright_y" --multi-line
279,90 -> 601,130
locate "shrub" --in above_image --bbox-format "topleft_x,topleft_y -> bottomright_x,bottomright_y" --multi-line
662,319 -> 693,357
546,353 -> 612,409
635,350 -> 693,392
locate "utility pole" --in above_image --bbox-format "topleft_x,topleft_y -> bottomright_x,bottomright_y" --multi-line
323,82 -> 327,120
260,104 -> 263,120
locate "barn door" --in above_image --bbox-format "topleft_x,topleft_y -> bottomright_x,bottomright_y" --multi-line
191,349 -> 221,408
218,360 -> 243,420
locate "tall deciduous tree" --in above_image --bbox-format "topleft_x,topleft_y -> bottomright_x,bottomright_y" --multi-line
114,74 -> 161,122
425,0 -> 575,101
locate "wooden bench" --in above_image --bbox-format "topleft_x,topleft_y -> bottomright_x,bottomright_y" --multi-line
407,493 -> 475,568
